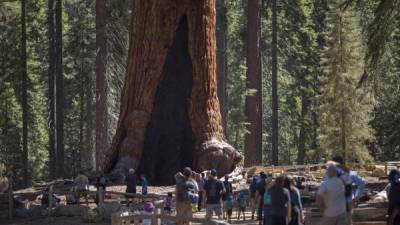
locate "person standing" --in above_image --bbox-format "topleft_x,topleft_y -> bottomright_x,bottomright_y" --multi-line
250,176 -> 259,220
175,167 -> 197,225
237,190 -> 247,221
204,169 -> 226,220
196,173 -> 205,211
164,192 -> 173,215
317,164 -> 347,225
125,168 -> 137,207
190,172 -> 199,212
387,169 -> 400,225
256,172 -> 268,224
74,171 -> 89,205
223,174 -> 233,219
267,176 -> 291,225
284,177 -> 304,225
96,173 -> 107,205
331,155 -> 365,225
141,174 -> 149,195
225,194 -> 234,223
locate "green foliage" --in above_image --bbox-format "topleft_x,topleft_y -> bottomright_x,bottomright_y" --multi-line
1,0 -> 400,184
370,16 -> 400,161
225,0 -> 248,151
319,1 -> 373,165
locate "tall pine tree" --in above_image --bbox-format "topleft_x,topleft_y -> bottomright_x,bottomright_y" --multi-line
319,1 -> 372,164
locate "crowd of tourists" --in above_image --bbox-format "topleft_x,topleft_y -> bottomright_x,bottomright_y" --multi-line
49,154 -> 400,225
171,155 -> 368,225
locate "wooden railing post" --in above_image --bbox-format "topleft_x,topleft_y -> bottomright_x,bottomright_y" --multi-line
111,213 -> 119,225
8,176 -> 13,219
98,186 -> 104,216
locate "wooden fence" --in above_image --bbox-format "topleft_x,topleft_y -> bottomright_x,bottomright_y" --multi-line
2,179 -> 166,219
384,161 -> 400,175
111,200 -> 228,225
0,176 -> 13,219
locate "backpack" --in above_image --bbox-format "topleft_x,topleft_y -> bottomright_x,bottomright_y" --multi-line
206,179 -> 219,198
263,190 -> 271,206
177,179 -> 197,203
337,169 -> 353,199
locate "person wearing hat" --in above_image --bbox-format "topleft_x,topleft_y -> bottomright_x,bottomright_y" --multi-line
204,169 -> 226,220
125,168 -> 137,207
329,155 -> 365,225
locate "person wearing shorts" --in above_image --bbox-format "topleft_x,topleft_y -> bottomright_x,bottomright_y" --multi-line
204,169 -> 226,220
225,195 -> 234,223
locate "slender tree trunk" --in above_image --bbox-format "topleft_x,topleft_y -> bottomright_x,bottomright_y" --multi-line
271,0 -> 279,165
85,66 -> 94,171
55,0 -> 64,177
338,15 -> 346,165
297,94 -> 309,164
244,0 -> 262,167
47,0 -> 56,179
84,18 -> 94,171
341,109 -> 347,165
216,0 -> 228,135
96,0 -> 107,171
21,0 -> 29,187
103,0 -> 241,184
78,36 -> 84,174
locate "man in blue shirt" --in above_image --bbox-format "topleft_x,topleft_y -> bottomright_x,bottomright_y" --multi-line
331,155 -> 365,225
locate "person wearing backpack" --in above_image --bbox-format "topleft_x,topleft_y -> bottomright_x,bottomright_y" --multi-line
284,176 -> 304,225
175,167 -> 197,225
317,164 -> 347,225
331,155 -> 365,225
204,169 -> 226,220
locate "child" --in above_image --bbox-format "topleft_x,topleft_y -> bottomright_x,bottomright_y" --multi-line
164,192 -> 173,215
237,191 -> 247,221
190,190 -> 199,213
141,202 -> 154,225
225,195 -> 234,223
141,174 -> 148,195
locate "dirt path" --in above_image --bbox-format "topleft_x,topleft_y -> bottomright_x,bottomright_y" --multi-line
0,216 -> 109,225
194,209 -> 259,225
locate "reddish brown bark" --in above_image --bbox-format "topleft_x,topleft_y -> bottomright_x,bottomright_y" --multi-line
104,0 -> 241,183
244,0 -> 263,167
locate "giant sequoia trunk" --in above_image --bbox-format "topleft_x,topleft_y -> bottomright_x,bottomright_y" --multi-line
103,0 -> 242,185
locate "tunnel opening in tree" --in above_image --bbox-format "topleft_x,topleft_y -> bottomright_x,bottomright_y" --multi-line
103,0 -> 242,183
139,16 -> 194,185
